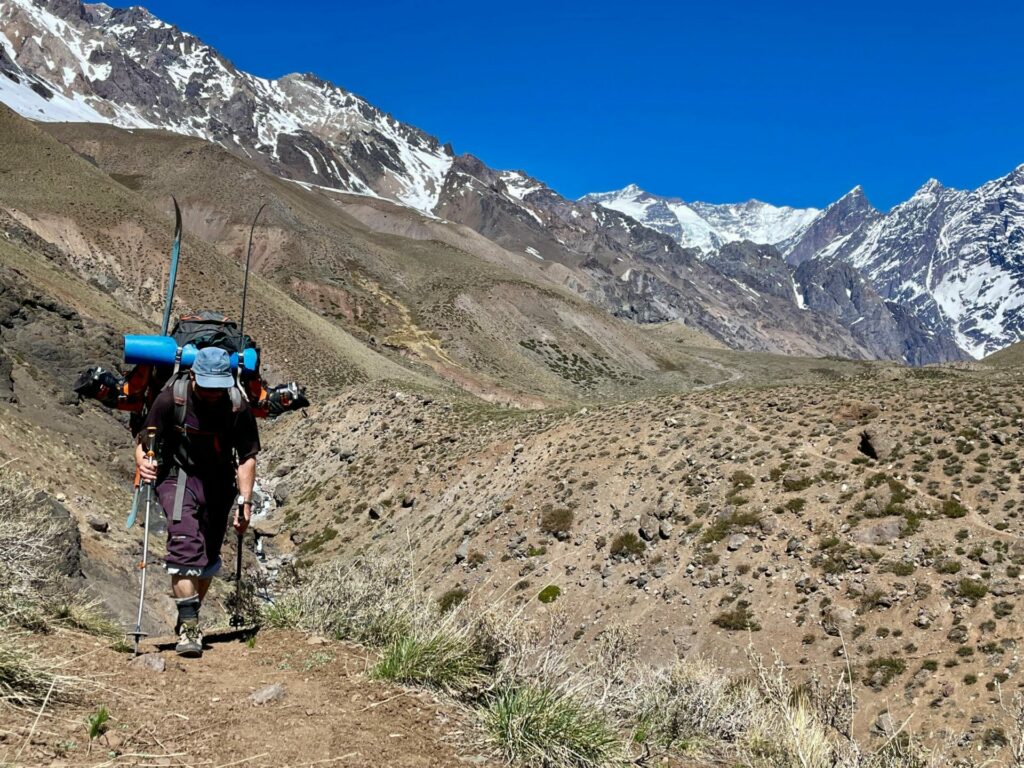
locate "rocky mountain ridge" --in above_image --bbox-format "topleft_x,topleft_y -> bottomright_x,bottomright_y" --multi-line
783,171 -> 1024,359
0,0 -> 453,209
0,0 -> 1019,362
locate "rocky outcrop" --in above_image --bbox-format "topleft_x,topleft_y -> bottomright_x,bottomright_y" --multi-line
780,186 -> 880,266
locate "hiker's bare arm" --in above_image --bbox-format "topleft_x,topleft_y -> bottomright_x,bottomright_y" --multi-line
135,442 -> 158,483
234,456 -> 256,534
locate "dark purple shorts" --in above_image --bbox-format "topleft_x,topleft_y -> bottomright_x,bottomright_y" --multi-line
156,471 -> 235,578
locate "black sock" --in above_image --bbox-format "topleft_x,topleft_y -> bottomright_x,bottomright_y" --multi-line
175,595 -> 200,630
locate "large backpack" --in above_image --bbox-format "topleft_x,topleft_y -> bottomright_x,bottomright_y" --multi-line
170,311 -> 255,357
127,312 -> 259,434
73,310 -> 306,433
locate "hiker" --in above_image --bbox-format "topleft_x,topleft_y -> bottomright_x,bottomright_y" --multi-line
135,346 -> 260,657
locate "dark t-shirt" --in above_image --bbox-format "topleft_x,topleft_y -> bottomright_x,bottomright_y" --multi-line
141,384 -> 260,479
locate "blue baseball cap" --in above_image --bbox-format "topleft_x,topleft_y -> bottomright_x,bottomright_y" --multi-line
193,347 -> 234,388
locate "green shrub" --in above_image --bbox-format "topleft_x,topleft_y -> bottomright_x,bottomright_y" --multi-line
537,585 -> 561,604
86,706 -> 110,740
865,657 -> 906,689
731,470 -> 755,489
993,601 -> 1014,619
782,474 -> 813,492
712,601 -> 760,631
880,561 -> 915,577
609,533 -> 645,559
438,587 -> 469,613
784,498 -> 807,513
940,499 -> 968,518
371,628 -> 486,693
700,510 -> 761,544
958,579 -> 988,603
540,507 -> 574,536
482,685 -> 622,768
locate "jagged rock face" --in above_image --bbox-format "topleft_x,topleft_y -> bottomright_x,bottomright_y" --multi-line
581,184 -> 819,254
790,172 -> 1024,359
794,259 -> 966,365
707,242 -> 800,302
0,0 -> 453,209
780,186 -> 881,266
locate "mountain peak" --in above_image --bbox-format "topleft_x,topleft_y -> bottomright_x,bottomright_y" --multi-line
581,183 -> 648,202
827,184 -> 876,214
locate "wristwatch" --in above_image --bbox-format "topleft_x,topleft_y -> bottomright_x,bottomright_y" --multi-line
236,494 -> 252,507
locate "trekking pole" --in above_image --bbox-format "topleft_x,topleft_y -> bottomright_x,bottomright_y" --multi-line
129,427 -> 158,655
230,506 -> 245,628
239,203 -> 266,339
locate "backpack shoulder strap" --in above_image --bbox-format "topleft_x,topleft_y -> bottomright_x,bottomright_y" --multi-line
172,376 -> 189,427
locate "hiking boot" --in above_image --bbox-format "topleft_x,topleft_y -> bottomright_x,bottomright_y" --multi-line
175,620 -> 203,658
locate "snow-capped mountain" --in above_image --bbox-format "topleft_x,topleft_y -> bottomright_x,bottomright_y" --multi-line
0,0 -> 452,210
580,184 -> 819,253
785,168 -> 1024,358
1,0 -> 1019,363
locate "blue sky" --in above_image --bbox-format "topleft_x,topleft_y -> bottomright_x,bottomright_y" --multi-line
111,0 -> 1023,211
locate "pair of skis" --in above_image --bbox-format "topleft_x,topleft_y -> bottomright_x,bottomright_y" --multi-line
128,198 -> 266,654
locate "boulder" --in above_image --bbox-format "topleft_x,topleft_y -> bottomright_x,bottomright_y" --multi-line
249,683 -> 285,705
822,605 -> 856,636
638,514 -> 659,542
130,653 -> 165,673
851,517 -> 904,546
272,483 -> 292,506
858,427 -> 894,461
726,533 -> 747,552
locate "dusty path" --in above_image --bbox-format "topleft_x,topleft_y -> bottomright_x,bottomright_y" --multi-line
3,630 -> 493,768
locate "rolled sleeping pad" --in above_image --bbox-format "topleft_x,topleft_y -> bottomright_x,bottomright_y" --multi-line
124,335 -> 259,373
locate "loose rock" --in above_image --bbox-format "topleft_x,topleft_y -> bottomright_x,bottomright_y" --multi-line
250,683 -> 286,705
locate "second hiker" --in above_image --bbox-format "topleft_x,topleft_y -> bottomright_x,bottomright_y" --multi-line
135,346 -> 260,657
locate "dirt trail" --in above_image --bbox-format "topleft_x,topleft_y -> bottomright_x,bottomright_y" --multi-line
3,630 -> 492,768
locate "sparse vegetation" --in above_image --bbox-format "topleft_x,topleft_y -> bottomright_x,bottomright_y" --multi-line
537,585 -> 561,604
712,601 -> 760,631
958,578 -> 988,603
438,587 -> 470,613
609,532 -> 645,559
483,685 -> 622,768
540,507 -> 574,537
86,706 -> 110,740
372,627 -> 487,693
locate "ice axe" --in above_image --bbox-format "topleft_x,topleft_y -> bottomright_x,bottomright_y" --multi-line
128,427 -> 158,655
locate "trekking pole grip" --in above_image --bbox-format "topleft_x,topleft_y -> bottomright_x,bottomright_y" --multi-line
140,426 -> 158,485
